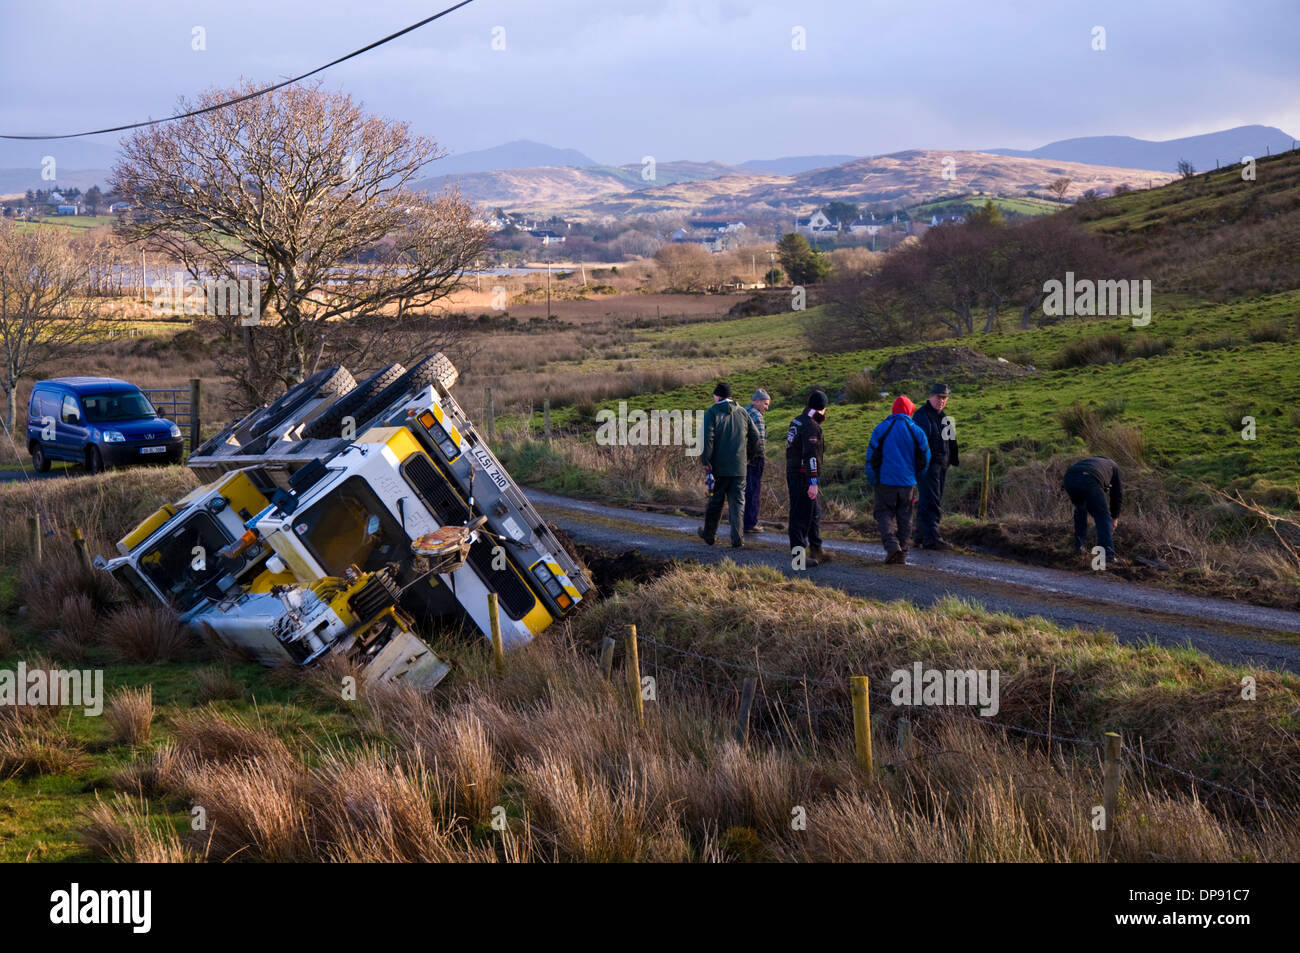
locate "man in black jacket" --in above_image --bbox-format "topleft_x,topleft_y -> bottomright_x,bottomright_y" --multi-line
912,382 -> 958,549
1063,456 -> 1122,564
786,389 -> 829,566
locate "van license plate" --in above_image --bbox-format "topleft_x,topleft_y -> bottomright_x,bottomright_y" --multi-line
140,446 -> 167,454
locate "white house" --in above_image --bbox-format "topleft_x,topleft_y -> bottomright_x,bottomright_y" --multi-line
795,210 -> 837,236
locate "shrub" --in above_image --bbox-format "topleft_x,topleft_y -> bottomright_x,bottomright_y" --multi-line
1054,332 -> 1127,369
105,687 -> 153,747
195,666 -> 242,703
843,369 -> 877,403
1128,333 -> 1171,359
102,604 -> 193,663
1248,322 -> 1289,343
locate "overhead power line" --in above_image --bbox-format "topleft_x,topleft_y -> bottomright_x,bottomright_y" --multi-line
0,0 -> 477,141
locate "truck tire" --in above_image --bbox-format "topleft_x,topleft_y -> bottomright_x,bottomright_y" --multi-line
301,363 -> 407,441
247,365 -> 356,439
349,353 -> 459,431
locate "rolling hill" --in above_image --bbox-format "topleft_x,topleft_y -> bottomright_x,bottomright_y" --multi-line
440,149 -> 1179,221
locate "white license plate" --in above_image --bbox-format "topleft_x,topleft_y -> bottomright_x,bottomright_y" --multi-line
469,445 -> 509,490
140,446 -> 167,454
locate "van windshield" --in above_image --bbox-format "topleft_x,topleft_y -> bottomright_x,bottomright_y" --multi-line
81,391 -> 157,422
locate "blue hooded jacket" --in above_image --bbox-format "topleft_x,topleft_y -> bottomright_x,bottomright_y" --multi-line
865,413 -> 931,487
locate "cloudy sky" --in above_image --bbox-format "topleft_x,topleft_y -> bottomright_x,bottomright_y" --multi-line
1,0 -> 1297,166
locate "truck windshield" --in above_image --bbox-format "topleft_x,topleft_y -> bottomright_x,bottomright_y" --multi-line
295,476 -> 410,578
81,390 -> 157,422
136,511 -> 232,613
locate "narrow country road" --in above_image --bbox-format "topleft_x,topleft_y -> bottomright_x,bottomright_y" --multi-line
527,488 -> 1300,675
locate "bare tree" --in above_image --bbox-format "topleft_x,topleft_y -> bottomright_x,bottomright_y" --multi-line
112,81 -> 491,406
1177,158 -> 1196,179
0,224 -> 101,431
654,243 -> 713,292
1047,177 -> 1072,201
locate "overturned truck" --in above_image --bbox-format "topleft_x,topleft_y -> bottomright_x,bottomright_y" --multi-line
97,354 -> 592,692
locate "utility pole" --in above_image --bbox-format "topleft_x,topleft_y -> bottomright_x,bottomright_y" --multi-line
546,259 -> 551,319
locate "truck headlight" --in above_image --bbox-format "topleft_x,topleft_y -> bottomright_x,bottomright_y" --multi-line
531,563 -> 565,599
169,423 -> 182,438
102,430 -> 126,442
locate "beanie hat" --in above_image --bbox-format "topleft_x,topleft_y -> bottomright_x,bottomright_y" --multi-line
713,381 -> 732,399
807,389 -> 829,411
752,388 -> 770,402
892,395 -> 915,416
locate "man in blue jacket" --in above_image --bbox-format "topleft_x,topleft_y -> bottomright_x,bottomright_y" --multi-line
865,395 -> 931,564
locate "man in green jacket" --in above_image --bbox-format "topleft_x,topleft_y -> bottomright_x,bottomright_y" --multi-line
698,381 -> 762,548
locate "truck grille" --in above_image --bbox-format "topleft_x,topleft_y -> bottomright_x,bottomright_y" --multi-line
402,454 -> 469,525
467,537 -> 535,621
349,569 -> 401,623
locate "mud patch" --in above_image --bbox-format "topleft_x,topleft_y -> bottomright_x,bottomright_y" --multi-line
549,522 -> 676,598
875,345 -> 1033,390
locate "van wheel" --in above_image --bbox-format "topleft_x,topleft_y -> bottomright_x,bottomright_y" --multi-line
86,447 -> 106,474
30,445 -> 50,473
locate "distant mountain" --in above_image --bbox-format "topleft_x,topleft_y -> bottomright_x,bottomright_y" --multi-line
985,125 -> 1297,174
0,168 -> 111,197
435,150 -> 1178,221
0,137 -> 120,172
740,155 -> 860,175
431,140 -> 599,176
417,160 -> 747,207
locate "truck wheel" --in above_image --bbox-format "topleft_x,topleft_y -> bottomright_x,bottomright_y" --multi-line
247,365 -> 356,439
301,364 -> 407,441
30,444 -> 50,473
86,446 -> 106,474
349,353 -> 459,432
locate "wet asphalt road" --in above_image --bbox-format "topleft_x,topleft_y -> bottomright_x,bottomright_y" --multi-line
528,489 -> 1300,675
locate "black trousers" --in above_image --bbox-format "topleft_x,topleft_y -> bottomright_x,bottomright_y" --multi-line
1064,475 -> 1115,558
703,474 -> 745,545
916,463 -> 947,544
787,471 -> 822,551
743,458 -> 765,531
875,484 -> 916,555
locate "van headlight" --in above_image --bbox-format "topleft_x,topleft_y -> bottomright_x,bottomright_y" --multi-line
102,431 -> 126,442
169,423 -> 182,438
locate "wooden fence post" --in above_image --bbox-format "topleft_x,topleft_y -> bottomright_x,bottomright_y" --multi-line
487,593 -> 505,675
485,387 -> 494,442
543,399 -> 552,444
625,624 -> 644,728
71,526 -> 91,571
896,717 -> 911,751
979,450 -> 991,520
188,379 -> 201,453
1101,731 -> 1122,858
850,676 -> 873,774
735,677 -> 757,745
28,514 -> 41,561
598,637 -> 615,681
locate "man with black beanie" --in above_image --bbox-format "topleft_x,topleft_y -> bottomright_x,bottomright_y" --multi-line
786,388 -> 829,566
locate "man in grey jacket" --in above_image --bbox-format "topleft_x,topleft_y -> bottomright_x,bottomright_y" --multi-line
698,382 -> 762,548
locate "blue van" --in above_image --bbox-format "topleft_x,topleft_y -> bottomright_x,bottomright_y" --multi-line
27,377 -> 184,473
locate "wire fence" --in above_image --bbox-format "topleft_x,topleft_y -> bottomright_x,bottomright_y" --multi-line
623,630 -> 1298,821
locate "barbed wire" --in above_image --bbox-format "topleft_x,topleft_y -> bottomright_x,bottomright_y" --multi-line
616,632 -> 1299,819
